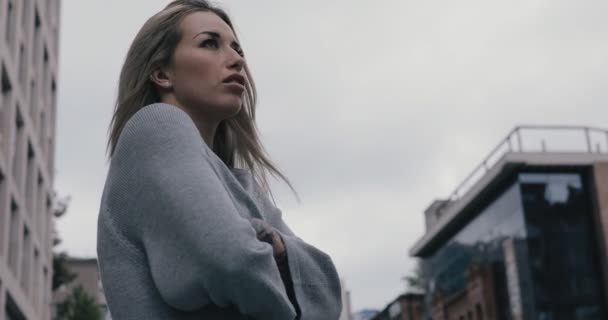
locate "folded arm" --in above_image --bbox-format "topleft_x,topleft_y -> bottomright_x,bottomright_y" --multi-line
249,184 -> 343,319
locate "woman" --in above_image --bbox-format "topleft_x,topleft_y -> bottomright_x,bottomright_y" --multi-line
96,1 -> 342,319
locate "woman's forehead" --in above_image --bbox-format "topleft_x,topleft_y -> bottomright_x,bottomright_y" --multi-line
181,11 -> 235,40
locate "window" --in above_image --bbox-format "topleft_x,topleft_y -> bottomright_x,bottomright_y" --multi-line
47,135 -> 53,173
476,304 -> 483,320
37,171 -> 44,236
25,141 -> 36,217
520,173 -> 606,318
45,193 -> 52,246
32,8 -> 41,69
51,77 -> 56,118
388,301 -> 401,319
1,64 -> 11,93
5,1 -> 15,48
8,199 -> 20,275
43,266 -> 50,319
5,294 -> 26,320
425,182 -> 527,320
21,226 -> 32,296
11,107 -> 26,194
18,44 -> 27,87
42,47 -> 49,103
33,249 -> 40,311
30,80 -> 38,129
1,64 -> 12,155
21,0 -> 30,31
0,171 -> 6,257
39,111 -> 46,154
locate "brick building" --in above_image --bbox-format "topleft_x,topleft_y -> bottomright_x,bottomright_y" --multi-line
371,293 -> 424,320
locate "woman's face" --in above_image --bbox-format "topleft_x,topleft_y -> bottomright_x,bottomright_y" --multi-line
165,11 -> 246,120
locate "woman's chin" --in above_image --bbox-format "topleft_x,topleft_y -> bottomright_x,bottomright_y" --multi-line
187,95 -> 243,119
216,98 -> 243,117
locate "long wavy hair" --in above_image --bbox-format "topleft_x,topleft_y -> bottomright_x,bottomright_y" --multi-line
107,0 -> 295,198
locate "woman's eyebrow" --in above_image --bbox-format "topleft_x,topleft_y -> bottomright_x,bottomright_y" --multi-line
193,31 -> 220,39
193,30 -> 240,47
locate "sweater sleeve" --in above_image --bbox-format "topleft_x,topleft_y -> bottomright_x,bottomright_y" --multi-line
250,186 -> 343,319
110,104 -> 297,319
274,250 -> 301,318
273,218 -> 343,320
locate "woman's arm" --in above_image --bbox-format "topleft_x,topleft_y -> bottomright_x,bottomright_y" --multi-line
249,187 -> 343,319
273,218 -> 343,319
108,104 -> 297,319
251,218 -> 302,318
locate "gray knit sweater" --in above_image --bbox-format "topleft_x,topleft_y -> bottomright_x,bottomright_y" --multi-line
97,103 -> 342,319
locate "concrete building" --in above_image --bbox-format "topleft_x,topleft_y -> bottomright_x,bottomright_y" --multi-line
410,126 -> 608,319
0,0 -> 62,319
371,293 -> 424,320
52,257 -> 110,320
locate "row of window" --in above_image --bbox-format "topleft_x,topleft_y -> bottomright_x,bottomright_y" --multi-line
0,173 -> 52,320
1,64 -> 56,183
4,0 -> 60,56
0,96 -> 54,320
4,0 -> 58,118
424,172 -> 607,319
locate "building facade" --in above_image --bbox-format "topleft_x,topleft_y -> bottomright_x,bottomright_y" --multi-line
410,126 -> 608,320
371,293 -> 424,320
0,0 -> 62,319
353,309 -> 381,320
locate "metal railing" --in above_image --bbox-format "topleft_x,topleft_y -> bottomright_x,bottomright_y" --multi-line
436,125 -> 608,214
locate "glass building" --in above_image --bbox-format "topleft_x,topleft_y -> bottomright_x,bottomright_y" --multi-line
410,127 -> 608,320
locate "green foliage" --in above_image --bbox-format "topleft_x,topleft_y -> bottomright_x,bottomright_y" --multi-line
50,192 -> 101,320
56,285 -> 102,320
52,252 -> 77,292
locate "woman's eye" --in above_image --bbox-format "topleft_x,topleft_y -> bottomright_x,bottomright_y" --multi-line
200,39 -> 219,49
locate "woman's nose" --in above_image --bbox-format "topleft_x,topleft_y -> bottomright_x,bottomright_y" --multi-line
227,50 -> 245,71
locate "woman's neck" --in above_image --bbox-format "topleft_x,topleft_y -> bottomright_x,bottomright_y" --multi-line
160,98 -> 218,149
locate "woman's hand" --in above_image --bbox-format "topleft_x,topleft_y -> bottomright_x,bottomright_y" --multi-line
250,218 -> 285,256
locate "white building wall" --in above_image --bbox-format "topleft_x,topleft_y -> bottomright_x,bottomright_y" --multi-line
0,0 -> 61,319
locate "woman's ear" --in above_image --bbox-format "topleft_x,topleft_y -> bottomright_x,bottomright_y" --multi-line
150,67 -> 173,90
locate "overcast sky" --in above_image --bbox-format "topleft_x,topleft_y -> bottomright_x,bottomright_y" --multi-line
54,0 -> 608,312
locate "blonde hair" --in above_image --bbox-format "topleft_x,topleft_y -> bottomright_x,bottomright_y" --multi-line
107,0 -> 295,198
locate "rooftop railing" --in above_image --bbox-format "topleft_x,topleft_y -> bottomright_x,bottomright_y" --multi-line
437,125 -> 608,213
